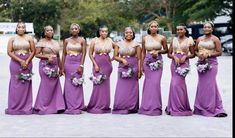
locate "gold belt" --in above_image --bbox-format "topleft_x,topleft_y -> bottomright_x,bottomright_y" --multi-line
15,50 -> 29,55
147,50 -> 159,55
97,52 -> 107,55
67,50 -> 81,56
174,50 -> 185,55
198,48 -> 214,55
121,55 -> 133,58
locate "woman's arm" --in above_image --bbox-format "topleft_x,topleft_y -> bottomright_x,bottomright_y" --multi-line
89,39 -> 100,72
137,46 -> 142,79
61,39 -> 68,73
158,36 -> 168,54
7,37 -> 27,68
25,36 -> 36,65
80,37 -> 87,66
208,36 -> 222,58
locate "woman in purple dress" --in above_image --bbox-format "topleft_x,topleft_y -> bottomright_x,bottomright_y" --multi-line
165,23 -> 195,116
5,22 -> 35,115
33,25 -> 65,114
62,23 -> 86,114
193,22 -> 227,117
138,21 -> 168,116
112,27 -> 142,114
87,25 -> 115,114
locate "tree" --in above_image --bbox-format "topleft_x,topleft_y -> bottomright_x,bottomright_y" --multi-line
59,0 -> 138,39
7,0 -> 62,39
183,0 -> 233,23
121,0 -> 233,33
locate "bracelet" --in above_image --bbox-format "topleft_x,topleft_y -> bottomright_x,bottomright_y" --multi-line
79,64 -> 84,68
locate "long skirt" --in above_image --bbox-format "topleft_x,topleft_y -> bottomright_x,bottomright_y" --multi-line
63,55 -> 85,114
165,53 -> 193,116
5,54 -> 33,115
87,54 -> 113,114
33,58 -> 65,114
194,57 -> 227,117
112,56 -> 139,114
139,53 -> 163,116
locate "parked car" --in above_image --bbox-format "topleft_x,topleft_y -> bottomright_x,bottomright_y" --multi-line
222,39 -> 233,55
113,36 -> 123,42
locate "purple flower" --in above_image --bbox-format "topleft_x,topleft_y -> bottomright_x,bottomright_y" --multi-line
70,72 -> 84,86
89,73 -> 106,85
196,60 -> 212,73
42,61 -> 59,78
120,66 -> 134,78
16,69 -> 33,83
175,66 -> 190,77
146,58 -> 162,71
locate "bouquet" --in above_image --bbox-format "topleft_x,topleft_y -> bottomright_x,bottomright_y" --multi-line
42,61 -> 59,78
119,66 -> 134,78
196,59 -> 212,73
145,58 -> 162,71
89,72 -> 106,85
16,68 -> 33,83
175,65 -> 190,77
71,72 -> 84,87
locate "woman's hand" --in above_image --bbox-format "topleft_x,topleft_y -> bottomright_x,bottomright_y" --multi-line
77,66 -> 84,75
173,56 -> 180,66
20,60 -> 27,69
151,51 -> 158,58
94,64 -> 100,73
122,59 -> 129,66
59,69 -> 64,76
138,71 -> 142,79
180,55 -> 187,64
47,55 -> 55,64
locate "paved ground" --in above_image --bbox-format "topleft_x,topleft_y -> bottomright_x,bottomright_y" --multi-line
0,51 -> 232,137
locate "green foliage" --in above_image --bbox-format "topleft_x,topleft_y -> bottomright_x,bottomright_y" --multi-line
0,0 -> 232,39
1,0 -> 62,39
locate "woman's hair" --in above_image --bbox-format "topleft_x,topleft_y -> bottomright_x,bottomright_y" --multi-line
204,22 -> 214,28
147,20 -> 159,34
41,25 -> 54,38
124,27 -> 135,40
70,23 -> 82,36
96,25 -> 108,37
176,23 -> 189,37
203,22 -> 215,35
15,22 -> 27,34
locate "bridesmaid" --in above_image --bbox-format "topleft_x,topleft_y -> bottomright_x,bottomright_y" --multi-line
112,27 -> 142,114
5,22 -> 35,115
87,25 -> 115,114
138,20 -> 168,116
165,23 -> 195,116
33,25 -> 65,114
193,22 -> 227,117
62,23 -> 86,114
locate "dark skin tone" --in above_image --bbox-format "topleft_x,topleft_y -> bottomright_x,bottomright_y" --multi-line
7,23 -> 36,69
168,26 -> 195,66
142,22 -> 168,71
194,23 -> 222,60
61,25 -> 86,76
35,26 -> 63,75
89,27 -> 115,73
113,28 -> 142,79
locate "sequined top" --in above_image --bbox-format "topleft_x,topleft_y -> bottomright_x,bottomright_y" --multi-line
36,39 -> 60,55
144,35 -> 162,50
13,36 -> 30,54
94,37 -> 113,53
172,37 -> 194,54
198,39 -> 216,55
117,41 -> 140,56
